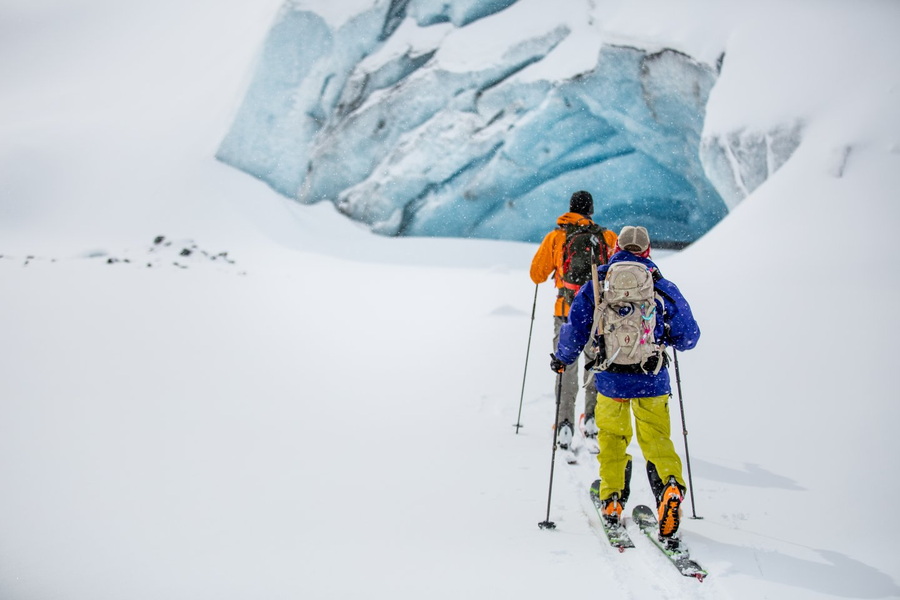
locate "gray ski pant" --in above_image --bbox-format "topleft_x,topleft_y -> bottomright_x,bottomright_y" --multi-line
553,315 -> 598,428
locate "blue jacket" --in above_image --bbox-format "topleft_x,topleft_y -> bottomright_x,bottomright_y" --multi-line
555,252 -> 700,399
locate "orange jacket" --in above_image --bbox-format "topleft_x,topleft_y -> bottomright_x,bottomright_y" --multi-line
530,213 -> 618,317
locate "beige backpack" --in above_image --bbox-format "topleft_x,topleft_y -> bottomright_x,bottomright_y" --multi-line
590,262 -> 666,375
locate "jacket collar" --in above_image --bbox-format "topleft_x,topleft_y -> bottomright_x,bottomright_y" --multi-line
556,212 -> 594,227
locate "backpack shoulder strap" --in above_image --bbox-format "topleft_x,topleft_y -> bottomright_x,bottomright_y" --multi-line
597,226 -> 610,264
650,269 -> 678,305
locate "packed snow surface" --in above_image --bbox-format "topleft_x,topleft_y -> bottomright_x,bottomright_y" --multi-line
1,0 -> 899,599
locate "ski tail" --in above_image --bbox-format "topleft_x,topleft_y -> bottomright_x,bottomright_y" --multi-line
589,482 -> 634,551
632,505 -> 707,581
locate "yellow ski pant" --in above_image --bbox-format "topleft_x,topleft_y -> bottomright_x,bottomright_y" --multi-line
592,393 -> 686,501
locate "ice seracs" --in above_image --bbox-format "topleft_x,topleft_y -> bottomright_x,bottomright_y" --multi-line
218,0 -> 799,247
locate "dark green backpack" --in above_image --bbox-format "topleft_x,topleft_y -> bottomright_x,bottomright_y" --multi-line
559,223 -> 609,305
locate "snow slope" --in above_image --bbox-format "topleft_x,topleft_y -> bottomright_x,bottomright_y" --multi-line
1,0 -> 899,599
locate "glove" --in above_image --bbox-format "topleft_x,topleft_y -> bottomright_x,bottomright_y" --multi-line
550,353 -> 567,374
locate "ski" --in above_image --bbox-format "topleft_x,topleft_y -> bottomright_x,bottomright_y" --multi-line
589,483 -> 634,551
557,430 -> 578,464
631,505 -> 707,581
578,413 -> 599,454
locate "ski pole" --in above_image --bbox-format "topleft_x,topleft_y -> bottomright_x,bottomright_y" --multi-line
673,349 -> 702,519
514,284 -> 539,434
538,369 -> 564,530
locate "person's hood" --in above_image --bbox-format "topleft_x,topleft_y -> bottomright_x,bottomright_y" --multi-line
556,212 -> 594,227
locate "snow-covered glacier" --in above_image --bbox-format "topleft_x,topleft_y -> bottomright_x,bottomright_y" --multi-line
217,0 -> 795,246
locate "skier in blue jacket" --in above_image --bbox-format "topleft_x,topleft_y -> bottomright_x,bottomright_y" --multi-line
550,225 -> 700,539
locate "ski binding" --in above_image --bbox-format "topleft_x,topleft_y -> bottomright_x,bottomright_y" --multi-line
589,484 -> 634,552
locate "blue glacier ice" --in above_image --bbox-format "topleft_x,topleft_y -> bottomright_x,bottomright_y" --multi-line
700,122 -> 803,210
216,0 -> 782,247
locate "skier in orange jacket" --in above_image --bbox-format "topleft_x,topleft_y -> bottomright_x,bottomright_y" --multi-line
530,191 -> 618,450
